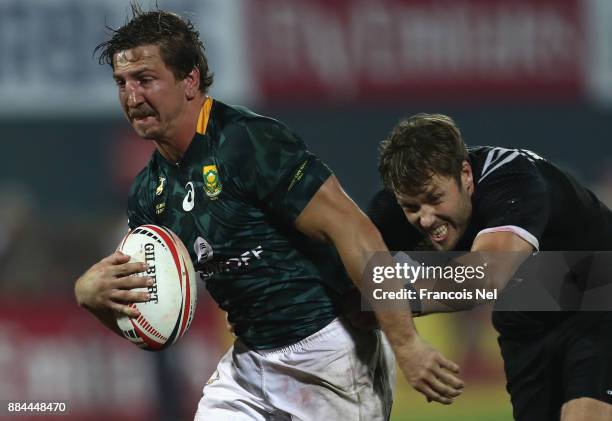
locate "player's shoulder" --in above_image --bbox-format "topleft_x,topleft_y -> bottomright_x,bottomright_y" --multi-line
211,99 -> 302,150
469,145 -> 545,186
469,146 -> 550,231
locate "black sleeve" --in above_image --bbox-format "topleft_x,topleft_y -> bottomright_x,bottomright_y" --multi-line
474,153 -> 550,249
367,189 -> 424,251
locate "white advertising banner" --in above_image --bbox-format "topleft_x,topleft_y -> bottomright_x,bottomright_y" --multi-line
0,0 -> 251,116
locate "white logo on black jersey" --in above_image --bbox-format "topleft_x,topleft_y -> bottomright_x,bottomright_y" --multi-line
196,245 -> 265,282
480,148 -> 520,183
183,182 -> 195,211
480,147 -> 546,184
521,149 -> 544,162
194,236 -> 214,263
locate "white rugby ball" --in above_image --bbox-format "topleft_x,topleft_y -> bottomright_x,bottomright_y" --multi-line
115,224 -> 197,351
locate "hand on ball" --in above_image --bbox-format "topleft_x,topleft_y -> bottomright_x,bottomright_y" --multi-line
75,251 -> 152,318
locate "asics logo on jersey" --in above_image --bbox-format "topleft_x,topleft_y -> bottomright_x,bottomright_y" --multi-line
183,182 -> 195,211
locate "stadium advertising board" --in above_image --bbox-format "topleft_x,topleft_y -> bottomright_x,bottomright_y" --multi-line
247,0 -> 585,103
0,298 -> 221,420
1,0 -> 610,115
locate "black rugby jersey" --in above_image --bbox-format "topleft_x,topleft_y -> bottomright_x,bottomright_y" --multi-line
368,146 -> 612,336
127,98 -> 353,349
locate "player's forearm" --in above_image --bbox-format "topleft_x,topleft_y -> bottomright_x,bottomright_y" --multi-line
332,217 -> 420,337
293,176 -> 420,336
416,278 -> 487,315
412,251 -> 527,315
420,300 -> 473,315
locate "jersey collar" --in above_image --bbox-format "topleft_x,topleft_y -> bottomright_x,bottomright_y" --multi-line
155,97 -> 214,169
196,96 -> 213,135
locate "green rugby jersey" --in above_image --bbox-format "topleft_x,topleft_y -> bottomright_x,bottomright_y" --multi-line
127,98 -> 354,349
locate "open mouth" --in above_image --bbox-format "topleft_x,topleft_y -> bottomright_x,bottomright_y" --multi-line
428,223 -> 449,243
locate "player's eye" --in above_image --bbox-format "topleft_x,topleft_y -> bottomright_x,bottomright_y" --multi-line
114,79 -> 125,87
402,204 -> 419,213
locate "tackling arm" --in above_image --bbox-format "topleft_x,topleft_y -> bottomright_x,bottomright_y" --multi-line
295,175 -> 464,404
416,231 -> 534,315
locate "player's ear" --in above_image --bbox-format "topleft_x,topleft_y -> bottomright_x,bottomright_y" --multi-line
461,160 -> 473,193
184,68 -> 200,100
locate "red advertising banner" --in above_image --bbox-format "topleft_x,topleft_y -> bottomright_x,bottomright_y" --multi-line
0,296 -> 225,421
247,0 -> 585,103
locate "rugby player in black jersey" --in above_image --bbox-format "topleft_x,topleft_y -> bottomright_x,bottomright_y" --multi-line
369,113 -> 612,421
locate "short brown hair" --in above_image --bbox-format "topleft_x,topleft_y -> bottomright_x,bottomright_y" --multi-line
95,2 -> 213,93
378,113 -> 468,196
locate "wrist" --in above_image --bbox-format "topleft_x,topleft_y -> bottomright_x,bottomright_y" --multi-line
74,279 -> 85,307
404,282 -> 422,316
74,279 -> 94,311
377,310 -> 419,345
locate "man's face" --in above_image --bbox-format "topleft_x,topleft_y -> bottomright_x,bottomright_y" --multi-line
112,45 -> 188,140
395,162 -> 474,251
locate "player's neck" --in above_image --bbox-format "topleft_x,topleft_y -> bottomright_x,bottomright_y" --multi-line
155,95 -> 207,164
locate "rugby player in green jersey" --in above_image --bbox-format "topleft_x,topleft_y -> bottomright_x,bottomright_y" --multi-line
74,5 -> 464,419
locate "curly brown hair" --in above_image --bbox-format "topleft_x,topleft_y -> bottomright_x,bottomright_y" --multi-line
94,2 -> 213,93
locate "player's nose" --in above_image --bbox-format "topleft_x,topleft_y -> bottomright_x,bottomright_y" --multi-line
418,208 -> 436,230
125,82 -> 145,107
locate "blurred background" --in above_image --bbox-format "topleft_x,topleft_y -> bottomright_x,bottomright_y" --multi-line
1,0 -> 611,420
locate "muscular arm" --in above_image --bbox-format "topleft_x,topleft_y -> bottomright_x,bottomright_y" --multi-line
417,231 -> 534,315
295,177 -> 418,335
295,175 -> 464,404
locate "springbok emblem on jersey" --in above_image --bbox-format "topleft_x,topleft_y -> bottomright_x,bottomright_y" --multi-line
155,177 -> 166,196
202,165 -> 222,199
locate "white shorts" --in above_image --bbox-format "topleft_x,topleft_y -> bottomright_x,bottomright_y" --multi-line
194,318 -> 395,421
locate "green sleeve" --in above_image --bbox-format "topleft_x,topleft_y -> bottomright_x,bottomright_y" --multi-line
127,165 -> 157,230
219,118 -> 332,221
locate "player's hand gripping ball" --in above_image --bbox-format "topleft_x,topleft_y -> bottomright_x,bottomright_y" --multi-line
116,225 -> 197,351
